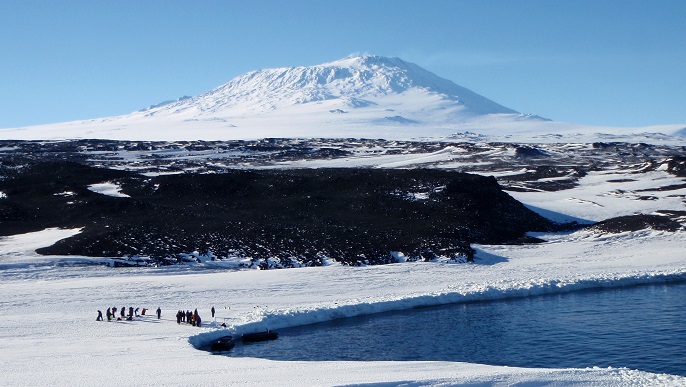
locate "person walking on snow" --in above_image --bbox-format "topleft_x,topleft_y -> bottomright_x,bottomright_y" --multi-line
211,306 -> 215,318
156,307 -> 161,319
96,310 -> 103,321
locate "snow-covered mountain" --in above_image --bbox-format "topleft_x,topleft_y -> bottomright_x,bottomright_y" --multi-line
1,55 -> 684,141
133,55 -> 518,119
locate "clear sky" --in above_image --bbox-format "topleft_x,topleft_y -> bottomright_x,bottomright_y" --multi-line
1,0 -> 684,129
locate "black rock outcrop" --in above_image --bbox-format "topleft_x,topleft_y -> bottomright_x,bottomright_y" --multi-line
0,162 -> 573,266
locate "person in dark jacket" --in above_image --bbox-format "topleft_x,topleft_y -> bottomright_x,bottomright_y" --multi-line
176,310 -> 182,324
211,306 -> 215,318
96,310 -> 103,321
156,307 -> 161,319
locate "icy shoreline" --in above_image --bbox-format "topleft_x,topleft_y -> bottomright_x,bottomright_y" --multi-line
2,226 -> 686,386
189,266 -> 686,349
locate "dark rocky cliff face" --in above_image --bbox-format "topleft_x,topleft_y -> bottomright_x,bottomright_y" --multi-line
0,162 -> 572,266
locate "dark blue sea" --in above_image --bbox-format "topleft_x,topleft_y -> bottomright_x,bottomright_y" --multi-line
225,282 -> 686,376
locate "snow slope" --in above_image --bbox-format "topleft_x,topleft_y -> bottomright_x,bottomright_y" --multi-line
1,55 -> 684,142
136,55 -> 517,118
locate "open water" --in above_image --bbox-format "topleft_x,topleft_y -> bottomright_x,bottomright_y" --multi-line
226,282 -> 686,376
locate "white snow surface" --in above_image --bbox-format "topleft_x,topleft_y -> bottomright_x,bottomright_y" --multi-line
87,182 -> 130,198
1,228 -> 686,386
2,162 -> 686,386
1,55 -> 685,143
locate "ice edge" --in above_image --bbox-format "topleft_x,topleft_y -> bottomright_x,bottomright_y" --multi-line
188,269 -> 686,348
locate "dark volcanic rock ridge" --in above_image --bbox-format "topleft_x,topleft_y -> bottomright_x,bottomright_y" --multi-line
0,162 -> 570,267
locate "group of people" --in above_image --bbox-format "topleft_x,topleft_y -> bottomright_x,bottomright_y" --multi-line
96,306 -> 162,321
96,306 -> 216,327
176,309 -> 203,327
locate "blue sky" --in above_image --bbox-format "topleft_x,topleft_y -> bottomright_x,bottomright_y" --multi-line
1,0 -> 684,128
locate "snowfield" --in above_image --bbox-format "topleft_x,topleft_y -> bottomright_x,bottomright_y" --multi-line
87,182 -> 130,198
1,205 -> 685,385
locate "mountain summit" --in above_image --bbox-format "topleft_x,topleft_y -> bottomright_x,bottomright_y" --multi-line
135,55 -> 518,120
4,55 -> 683,141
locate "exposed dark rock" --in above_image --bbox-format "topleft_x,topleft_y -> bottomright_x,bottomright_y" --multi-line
499,166 -> 586,192
664,157 -> 686,177
2,138 -> 686,269
635,183 -> 686,192
591,214 -> 683,233
2,139 -> 686,194
515,146 -> 548,158
0,162 -> 575,267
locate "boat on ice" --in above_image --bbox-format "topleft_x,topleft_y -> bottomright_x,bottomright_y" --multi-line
241,330 -> 278,343
211,335 -> 238,351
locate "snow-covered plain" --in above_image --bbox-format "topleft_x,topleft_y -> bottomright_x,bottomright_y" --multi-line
1,164 -> 685,386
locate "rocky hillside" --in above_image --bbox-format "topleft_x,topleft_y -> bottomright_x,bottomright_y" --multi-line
0,161 -> 572,267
